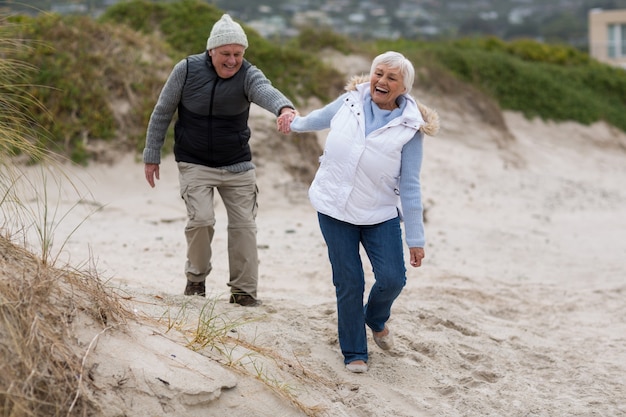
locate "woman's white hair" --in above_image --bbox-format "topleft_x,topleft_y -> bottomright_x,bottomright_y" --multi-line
370,51 -> 415,94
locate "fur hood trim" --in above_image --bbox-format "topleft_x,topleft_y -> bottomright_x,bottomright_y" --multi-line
345,75 -> 440,137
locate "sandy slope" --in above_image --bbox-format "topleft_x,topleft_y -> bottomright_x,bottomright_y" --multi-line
7,85 -> 626,416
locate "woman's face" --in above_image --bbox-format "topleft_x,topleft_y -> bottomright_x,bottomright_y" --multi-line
370,64 -> 405,110
209,44 -> 245,79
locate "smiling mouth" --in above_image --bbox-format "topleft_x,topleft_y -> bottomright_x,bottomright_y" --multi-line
375,86 -> 388,94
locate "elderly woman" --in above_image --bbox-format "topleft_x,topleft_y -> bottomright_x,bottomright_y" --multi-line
278,51 -> 439,373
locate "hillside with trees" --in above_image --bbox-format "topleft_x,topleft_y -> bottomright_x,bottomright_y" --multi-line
7,0 -> 626,49
2,0 -> 626,164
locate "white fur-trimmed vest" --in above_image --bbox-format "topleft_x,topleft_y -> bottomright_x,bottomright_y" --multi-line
308,82 -> 430,225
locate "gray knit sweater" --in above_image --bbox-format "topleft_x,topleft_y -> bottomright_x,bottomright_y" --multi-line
143,56 -> 294,172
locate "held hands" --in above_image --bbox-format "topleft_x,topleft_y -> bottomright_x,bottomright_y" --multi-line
277,107 -> 298,134
409,247 -> 425,268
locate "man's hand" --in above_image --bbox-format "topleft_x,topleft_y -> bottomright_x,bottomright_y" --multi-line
277,107 -> 297,134
144,163 -> 160,188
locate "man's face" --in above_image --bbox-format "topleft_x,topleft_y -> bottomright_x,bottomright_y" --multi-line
209,44 -> 245,79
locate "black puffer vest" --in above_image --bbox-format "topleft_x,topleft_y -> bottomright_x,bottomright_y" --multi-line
174,52 -> 252,167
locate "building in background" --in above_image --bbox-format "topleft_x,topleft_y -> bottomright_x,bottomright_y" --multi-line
589,8 -> 626,68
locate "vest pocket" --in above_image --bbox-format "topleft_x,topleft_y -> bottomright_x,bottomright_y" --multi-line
377,174 -> 401,204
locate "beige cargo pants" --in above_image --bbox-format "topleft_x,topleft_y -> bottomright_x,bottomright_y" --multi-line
178,162 -> 259,299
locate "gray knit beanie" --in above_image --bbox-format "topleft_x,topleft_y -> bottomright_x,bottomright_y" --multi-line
206,14 -> 249,50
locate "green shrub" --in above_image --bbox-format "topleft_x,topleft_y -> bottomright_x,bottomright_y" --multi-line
289,26 -> 355,55
100,0 -> 344,103
5,14 -> 116,162
4,12 -> 174,164
375,37 -> 626,133
505,38 -> 591,66
101,0 -> 222,55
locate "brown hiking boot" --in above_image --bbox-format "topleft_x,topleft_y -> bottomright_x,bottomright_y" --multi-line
184,281 -> 206,296
229,293 -> 262,307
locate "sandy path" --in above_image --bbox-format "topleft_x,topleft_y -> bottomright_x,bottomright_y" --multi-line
5,104 -> 626,416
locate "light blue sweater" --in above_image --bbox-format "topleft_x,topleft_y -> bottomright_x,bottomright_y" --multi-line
290,91 -> 425,248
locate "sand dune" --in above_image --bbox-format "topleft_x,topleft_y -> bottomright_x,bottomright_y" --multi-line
7,82 -> 626,416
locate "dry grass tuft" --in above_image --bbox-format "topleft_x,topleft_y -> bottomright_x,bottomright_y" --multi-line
219,336 -> 336,417
0,236 -> 133,417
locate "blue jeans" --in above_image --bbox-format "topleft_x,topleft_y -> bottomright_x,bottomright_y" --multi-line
318,213 -> 406,364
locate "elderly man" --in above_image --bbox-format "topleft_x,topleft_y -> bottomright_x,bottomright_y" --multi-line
143,14 -> 296,306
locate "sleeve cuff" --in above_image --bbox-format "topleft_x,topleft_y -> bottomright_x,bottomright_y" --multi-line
142,148 -> 161,164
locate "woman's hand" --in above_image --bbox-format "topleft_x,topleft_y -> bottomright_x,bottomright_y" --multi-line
409,247 -> 425,267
